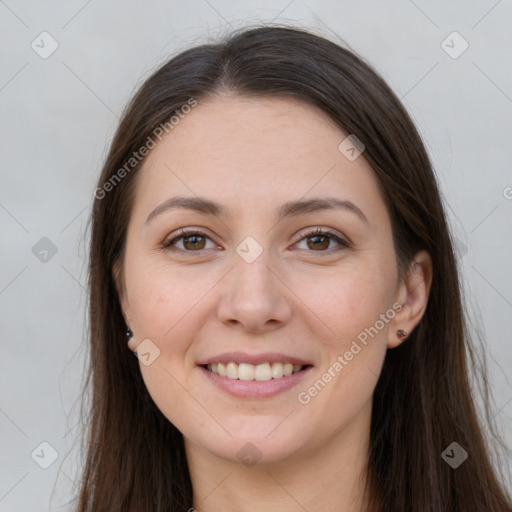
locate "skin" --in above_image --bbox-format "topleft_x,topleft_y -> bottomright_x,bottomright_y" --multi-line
116,95 -> 432,512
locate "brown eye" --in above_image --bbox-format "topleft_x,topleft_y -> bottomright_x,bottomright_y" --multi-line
162,230 -> 214,252
307,236 -> 329,250
294,228 -> 349,252
182,234 -> 206,250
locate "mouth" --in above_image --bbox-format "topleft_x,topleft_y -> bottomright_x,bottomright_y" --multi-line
202,362 -> 311,381
197,354 -> 314,398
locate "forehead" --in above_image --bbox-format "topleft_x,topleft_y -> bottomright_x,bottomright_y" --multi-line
148,95 -> 349,171
131,95 -> 387,226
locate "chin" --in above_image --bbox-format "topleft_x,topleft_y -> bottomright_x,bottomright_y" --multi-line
194,420 -> 311,467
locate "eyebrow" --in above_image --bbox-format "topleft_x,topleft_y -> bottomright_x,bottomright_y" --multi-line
145,195 -> 370,226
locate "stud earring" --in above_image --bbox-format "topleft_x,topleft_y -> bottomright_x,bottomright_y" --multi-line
396,329 -> 408,340
126,327 -> 133,339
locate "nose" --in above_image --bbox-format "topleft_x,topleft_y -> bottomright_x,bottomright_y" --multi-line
216,250 -> 292,334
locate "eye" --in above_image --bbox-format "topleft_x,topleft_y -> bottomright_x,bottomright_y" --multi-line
293,228 -> 350,252
162,228 -> 218,253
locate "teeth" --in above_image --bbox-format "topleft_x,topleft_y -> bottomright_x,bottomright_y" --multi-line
227,362 -> 238,379
271,362 -> 284,379
254,363 -> 272,381
206,361 -> 305,380
217,362 -> 227,377
238,363 -> 255,381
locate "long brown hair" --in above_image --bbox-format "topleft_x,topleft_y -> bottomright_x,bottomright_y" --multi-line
75,25 -> 512,511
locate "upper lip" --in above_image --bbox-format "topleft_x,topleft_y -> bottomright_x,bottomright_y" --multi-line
197,352 -> 313,366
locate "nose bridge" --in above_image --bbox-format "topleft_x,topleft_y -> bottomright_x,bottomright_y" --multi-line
239,241 -> 274,279
230,242 -> 279,302
217,241 -> 291,331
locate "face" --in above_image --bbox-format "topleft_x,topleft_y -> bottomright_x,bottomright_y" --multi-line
117,95 -> 412,465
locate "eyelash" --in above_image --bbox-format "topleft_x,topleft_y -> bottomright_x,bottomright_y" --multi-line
161,227 -> 351,255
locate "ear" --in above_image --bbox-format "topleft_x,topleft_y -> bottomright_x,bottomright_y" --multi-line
388,250 -> 433,349
113,260 -> 138,351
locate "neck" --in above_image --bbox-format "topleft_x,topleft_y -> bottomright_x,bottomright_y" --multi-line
185,401 -> 374,512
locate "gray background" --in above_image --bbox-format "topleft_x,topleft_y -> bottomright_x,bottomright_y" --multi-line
1,1 -> 511,510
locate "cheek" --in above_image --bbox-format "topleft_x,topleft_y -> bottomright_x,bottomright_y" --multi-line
127,265 -> 209,431
294,261 -> 394,401
298,262 -> 395,345
127,260 -> 201,339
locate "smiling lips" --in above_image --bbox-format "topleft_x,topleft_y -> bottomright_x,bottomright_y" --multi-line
206,361 -> 304,381
199,352 -> 312,382
199,353 -> 313,398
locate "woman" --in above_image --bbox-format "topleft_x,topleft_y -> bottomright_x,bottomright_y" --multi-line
77,25 -> 512,511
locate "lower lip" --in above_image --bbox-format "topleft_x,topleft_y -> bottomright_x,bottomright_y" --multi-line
199,365 -> 313,398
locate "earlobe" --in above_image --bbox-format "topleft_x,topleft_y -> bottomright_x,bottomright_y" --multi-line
388,250 -> 433,349
127,329 -> 139,352
119,287 -> 139,353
